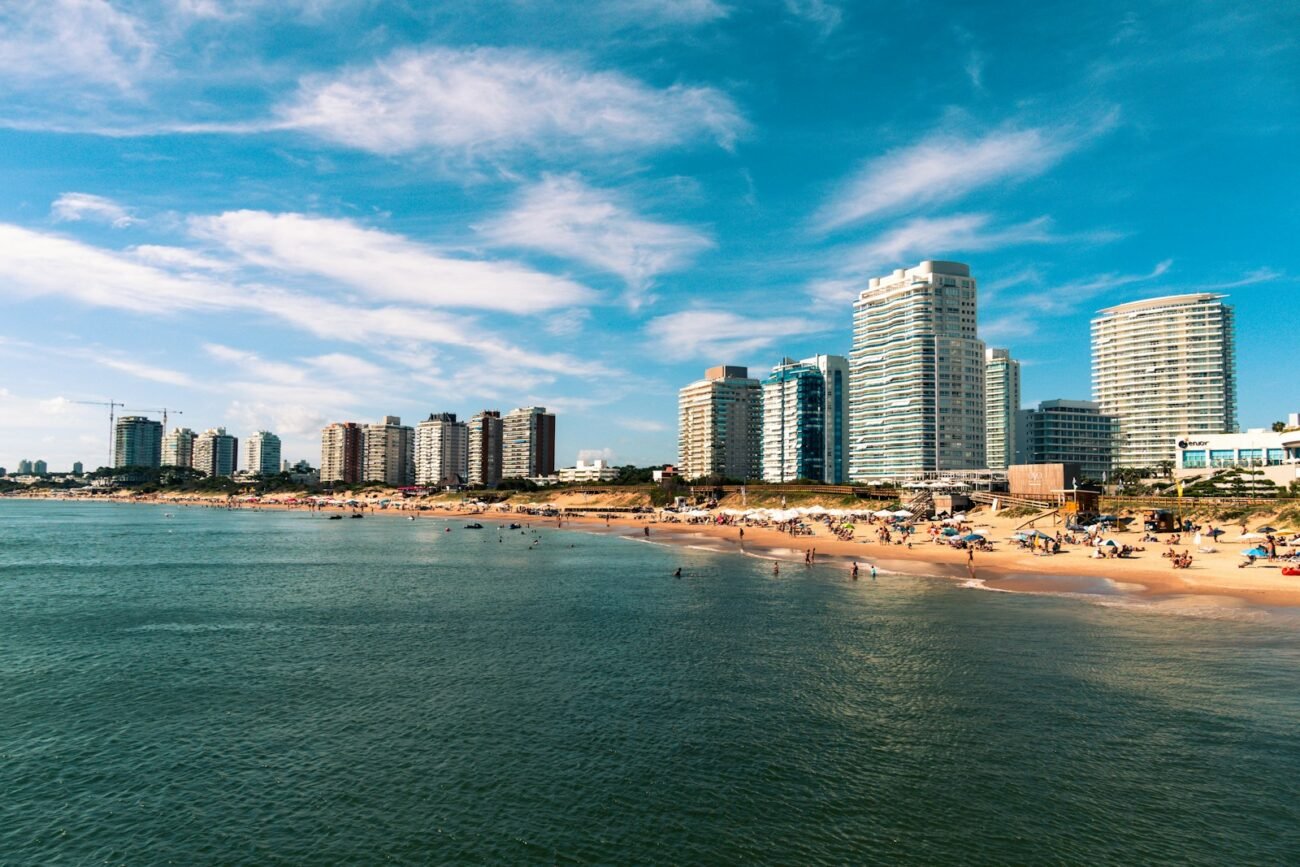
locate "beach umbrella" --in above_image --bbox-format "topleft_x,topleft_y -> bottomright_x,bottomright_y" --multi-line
1207,528 -> 1226,538
893,509 -> 913,518
1256,525 -> 1278,534
1242,547 -> 1268,558
1238,532 -> 1265,541
873,509 -> 894,518
962,533 -> 985,542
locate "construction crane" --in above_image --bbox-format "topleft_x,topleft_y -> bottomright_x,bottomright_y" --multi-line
126,407 -> 184,431
73,399 -> 125,468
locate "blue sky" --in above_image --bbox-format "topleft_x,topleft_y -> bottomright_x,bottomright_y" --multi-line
1,0 -> 1297,471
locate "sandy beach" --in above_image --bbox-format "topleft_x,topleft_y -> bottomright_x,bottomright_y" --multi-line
28,490 -> 1300,611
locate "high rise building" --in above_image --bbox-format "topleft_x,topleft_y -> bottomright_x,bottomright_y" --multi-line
468,410 -> 503,487
848,261 -> 986,480
72,461 -> 83,475
114,416 -> 163,468
678,365 -> 762,481
1092,293 -> 1236,469
363,416 -> 415,486
33,459 -> 47,475
985,348 -> 1021,472
193,428 -> 238,477
17,459 -> 32,474
761,354 -> 849,483
161,427 -> 196,468
502,407 -> 556,479
245,431 -> 282,476
320,422 -> 364,484
415,413 -> 469,487
1015,399 -> 1119,482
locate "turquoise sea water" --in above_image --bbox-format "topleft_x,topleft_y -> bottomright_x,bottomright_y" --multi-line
3,500 -> 1299,865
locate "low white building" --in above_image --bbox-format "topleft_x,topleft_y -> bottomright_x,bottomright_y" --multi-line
1174,428 -> 1300,486
557,459 -> 619,483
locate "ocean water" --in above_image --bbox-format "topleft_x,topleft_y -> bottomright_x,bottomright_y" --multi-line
2,500 -> 1299,865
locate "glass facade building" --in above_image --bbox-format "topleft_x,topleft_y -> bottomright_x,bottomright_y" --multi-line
761,354 -> 848,483
1015,399 -> 1118,482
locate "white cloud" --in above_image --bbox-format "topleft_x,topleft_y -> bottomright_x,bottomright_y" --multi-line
577,447 -> 617,463
190,210 -> 597,313
0,221 -> 615,381
645,309 -> 831,359
0,223 -> 236,313
606,0 -> 729,24
806,214 -> 1065,306
51,192 -> 138,228
129,244 -> 231,271
616,417 -> 668,432
847,214 -> 1058,272
815,125 -> 1090,231
0,0 -> 154,93
785,0 -> 841,36
477,175 -> 713,307
99,357 -> 195,387
269,46 -> 746,157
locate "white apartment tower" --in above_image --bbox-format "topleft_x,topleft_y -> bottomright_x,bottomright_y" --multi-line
985,348 -> 1021,471
848,261 -> 986,481
1092,293 -> 1237,469
245,430 -> 282,476
761,354 -> 850,484
161,427 -> 197,468
194,428 -> 238,478
678,365 -> 762,481
363,416 -> 415,486
501,407 -> 556,479
415,413 -> 469,487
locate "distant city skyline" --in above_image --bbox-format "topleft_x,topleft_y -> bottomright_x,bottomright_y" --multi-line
0,2 -> 1296,469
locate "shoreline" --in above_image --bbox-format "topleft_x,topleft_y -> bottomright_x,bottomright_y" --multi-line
12,492 -> 1300,612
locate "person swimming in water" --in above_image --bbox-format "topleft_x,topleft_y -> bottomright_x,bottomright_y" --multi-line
851,562 -> 859,580
674,567 -> 682,578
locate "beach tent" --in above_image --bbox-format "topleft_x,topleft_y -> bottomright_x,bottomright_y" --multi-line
942,527 -> 958,536
1101,539 -> 1119,547
1242,547 -> 1269,558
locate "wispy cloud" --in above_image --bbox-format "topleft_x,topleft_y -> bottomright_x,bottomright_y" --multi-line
616,417 -> 668,432
815,122 -> 1109,231
99,356 -> 194,387
0,221 -> 615,382
807,213 -> 1082,306
605,0 -> 729,25
477,174 -> 713,308
190,210 -> 597,313
267,47 -> 746,158
51,192 -> 138,227
645,309 -> 831,359
785,0 -> 842,36
0,0 -> 154,94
